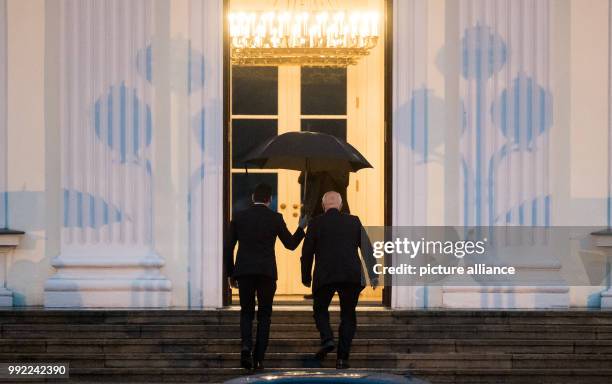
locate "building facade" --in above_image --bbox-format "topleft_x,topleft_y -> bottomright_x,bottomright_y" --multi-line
0,0 -> 610,309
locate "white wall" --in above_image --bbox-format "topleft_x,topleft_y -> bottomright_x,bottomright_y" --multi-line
567,0 -> 608,225
0,0 -> 6,230
565,0 -> 609,307
1,0 -> 610,307
5,0 -> 49,306
392,0 -> 611,308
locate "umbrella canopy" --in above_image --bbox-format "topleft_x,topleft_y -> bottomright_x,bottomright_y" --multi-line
242,131 -> 372,173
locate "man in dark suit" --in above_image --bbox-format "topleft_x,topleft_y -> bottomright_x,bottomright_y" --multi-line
225,183 -> 307,372
301,191 -> 378,369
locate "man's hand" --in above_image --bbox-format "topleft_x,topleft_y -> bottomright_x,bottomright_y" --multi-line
298,214 -> 310,229
229,277 -> 238,289
302,279 -> 311,288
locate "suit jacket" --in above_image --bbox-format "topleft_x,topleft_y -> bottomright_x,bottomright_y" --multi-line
301,208 -> 377,293
225,204 -> 305,280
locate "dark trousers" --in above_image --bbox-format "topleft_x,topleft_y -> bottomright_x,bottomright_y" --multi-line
313,282 -> 362,360
237,275 -> 276,361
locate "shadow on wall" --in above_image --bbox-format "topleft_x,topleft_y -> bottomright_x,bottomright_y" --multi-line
5,191 -> 45,232
395,87 -> 455,165
9,258 -> 77,307
3,191 -> 51,306
3,190 -> 99,307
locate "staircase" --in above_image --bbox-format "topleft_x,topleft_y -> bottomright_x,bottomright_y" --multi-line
1,309 -> 612,383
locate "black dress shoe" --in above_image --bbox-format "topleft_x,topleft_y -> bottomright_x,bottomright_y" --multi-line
253,360 -> 264,371
336,358 -> 350,369
240,349 -> 253,371
315,340 -> 335,360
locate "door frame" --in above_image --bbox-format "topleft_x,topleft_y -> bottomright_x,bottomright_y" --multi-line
222,0 -> 394,307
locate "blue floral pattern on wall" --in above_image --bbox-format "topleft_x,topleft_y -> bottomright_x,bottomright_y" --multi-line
60,0 -> 156,238
63,189 -> 124,229
459,18 -> 553,226
94,83 -> 153,164
461,24 -> 507,80
136,39 -> 206,93
492,73 -> 553,149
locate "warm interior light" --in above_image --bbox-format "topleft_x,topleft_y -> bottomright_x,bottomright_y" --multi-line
228,10 -> 380,66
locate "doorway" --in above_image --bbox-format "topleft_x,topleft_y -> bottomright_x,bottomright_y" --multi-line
226,0 -> 386,303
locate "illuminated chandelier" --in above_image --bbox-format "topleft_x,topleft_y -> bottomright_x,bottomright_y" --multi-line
228,9 -> 380,67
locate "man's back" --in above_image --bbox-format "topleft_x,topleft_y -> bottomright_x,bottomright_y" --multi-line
226,183 -> 307,371
301,208 -> 370,292
300,191 -> 377,369
226,204 -> 304,280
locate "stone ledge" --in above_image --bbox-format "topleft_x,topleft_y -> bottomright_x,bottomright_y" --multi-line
0,228 -> 24,248
592,229 -> 612,247
0,228 -> 25,235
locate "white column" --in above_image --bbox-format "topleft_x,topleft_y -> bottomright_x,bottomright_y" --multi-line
187,0 -> 223,308
391,0 -> 435,309
0,0 -> 6,230
604,0 -> 612,308
392,0 -> 568,308
441,0 -> 568,309
44,0 -> 171,308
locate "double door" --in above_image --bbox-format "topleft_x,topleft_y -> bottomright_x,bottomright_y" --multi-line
230,63 -> 382,298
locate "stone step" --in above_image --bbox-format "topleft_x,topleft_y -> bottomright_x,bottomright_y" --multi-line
3,323 -> 611,340
1,352 -> 611,370
59,367 -> 612,384
3,310 -> 612,383
0,338 -> 454,354
3,338 -> 612,354
3,310 -> 612,325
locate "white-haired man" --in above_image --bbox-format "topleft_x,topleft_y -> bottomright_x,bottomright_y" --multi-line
300,191 -> 378,369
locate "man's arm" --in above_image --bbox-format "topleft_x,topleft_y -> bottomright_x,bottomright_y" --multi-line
300,224 -> 316,287
277,215 -> 305,250
357,218 -> 378,284
224,220 -> 238,278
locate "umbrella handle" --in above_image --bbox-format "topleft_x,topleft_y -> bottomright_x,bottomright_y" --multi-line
302,159 -> 309,205
302,171 -> 308,203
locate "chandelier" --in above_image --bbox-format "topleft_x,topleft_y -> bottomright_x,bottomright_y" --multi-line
228,10 -> 380,67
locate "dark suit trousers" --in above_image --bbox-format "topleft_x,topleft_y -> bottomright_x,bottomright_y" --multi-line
237,275 -> 276,361
313,283 -> 362,360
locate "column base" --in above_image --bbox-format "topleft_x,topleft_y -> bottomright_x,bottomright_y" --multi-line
44,279 -> 171,308
601,289 -> 612,308
442,286 -> 569,309
44,248 -> 172,308
0,287 -> 13,306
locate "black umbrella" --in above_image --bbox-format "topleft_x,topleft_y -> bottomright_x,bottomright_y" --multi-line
242,131 -> 372,203
242,131 -> 372,173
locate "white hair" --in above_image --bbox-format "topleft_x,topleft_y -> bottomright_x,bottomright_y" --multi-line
322,191 -> 342,210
